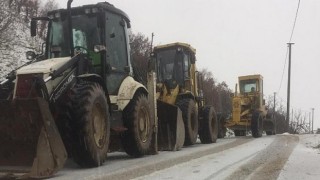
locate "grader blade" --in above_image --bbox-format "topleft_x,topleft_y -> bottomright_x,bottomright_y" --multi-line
0,98 -> 67,179
157,100 -> 185,151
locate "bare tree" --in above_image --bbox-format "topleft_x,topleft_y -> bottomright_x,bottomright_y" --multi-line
289,109 -> 310,134
0,0 -> 58,79
129,32 -> 151,85
199,69 -> 232,114
0,0 -> 17,48
265,95 -> 310,134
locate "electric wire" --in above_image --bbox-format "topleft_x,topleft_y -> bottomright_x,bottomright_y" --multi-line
277,0 -> 301,94
277,48 -> 288,93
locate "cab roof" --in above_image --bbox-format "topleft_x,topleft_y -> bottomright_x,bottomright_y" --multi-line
238,74 -> 263,81
154,42 -> 196,54
48,2 -> 131,28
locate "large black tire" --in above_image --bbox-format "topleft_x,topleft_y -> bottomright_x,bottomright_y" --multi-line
251,111 -> 263,138
67,81 -> 110,167
176,99 -> 198,146
121,93 -> 153,157
234,130 -> 246,136
217,114 -> 226,138
199,106 -> 218,143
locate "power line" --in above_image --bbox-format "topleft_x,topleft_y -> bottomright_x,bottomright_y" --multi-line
277,48 -> 288,93
277,0 -> 301,93
289,0 -> 301,43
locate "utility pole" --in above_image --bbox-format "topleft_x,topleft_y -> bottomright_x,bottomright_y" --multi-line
150,32 -> 154,51
286,43 -> 294,132
309,112 -> 311,133
312,108 -> 315,134
273,92 -> 276,134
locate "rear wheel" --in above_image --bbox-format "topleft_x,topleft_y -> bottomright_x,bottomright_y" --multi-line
217,114 -> 226,138
68,81 -> 110,167
121,93 -> 153,157
176,99 -> 198,146
199,106 -> 218,143
251,111 -> 263,138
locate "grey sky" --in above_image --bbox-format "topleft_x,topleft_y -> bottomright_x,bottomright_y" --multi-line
55,0 -> 320,129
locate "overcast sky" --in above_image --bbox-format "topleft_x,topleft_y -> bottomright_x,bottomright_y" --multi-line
55,0 -> 320,130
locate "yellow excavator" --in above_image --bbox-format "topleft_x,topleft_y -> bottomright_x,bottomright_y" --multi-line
152,42 -> 218,149
225,74 -> 275,137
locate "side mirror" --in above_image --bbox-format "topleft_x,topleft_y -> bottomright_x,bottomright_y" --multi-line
31,20 -> 37,37
26,51 -> 36,60
94,45 -> 106,53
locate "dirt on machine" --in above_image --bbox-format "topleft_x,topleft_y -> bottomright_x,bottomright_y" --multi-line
152,42 -> 219,150
222,74 -> 275,138
0,1 -> 159,178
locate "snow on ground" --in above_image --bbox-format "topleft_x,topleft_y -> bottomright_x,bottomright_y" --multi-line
134,136 -> 274,180
278,134 -> 320,180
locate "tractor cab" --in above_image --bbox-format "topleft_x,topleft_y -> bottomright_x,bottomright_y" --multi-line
153,42 -> 197,95
31,2 -> 132,95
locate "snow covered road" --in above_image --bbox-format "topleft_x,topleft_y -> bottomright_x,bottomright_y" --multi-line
135,135 -> 298,180
50,134 -> 320,180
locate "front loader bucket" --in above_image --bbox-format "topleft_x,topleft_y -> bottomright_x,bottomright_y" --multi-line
0,98 -> 67,179
157,100 -> 185,151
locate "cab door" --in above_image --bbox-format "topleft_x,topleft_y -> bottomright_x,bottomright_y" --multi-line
104,12 -> 130,95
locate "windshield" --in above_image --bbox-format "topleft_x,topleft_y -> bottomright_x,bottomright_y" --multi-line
156,49 -> 183,85
47,14 -> 101,59
240,79 -> 258,93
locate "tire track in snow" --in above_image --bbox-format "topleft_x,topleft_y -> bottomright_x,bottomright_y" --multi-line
116,137 -> 252,180
225,135 -> 299,180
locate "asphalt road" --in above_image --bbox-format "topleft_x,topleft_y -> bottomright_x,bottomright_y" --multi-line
50,135 -> 298,180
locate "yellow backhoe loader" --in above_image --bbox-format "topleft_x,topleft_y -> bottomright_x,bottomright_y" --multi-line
152,42 -> 218,149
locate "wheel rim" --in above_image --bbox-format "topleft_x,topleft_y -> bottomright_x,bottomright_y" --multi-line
138,106 -> 150,143
92,102 -> 106,148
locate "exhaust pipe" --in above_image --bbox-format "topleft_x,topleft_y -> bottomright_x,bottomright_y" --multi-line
67,0 -> 74,57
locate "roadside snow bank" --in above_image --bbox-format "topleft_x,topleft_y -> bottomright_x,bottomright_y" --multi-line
282,132 -> 291,135
278,134 -> 320,180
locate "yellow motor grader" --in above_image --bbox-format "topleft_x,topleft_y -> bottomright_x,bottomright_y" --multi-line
152,42 -> 219,149
225,74 -> 275,137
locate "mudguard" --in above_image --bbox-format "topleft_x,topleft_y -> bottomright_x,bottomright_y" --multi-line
112,76 -> 148,110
